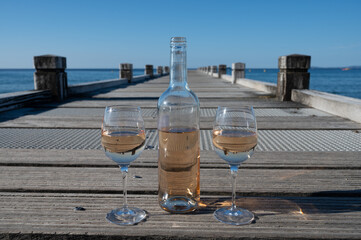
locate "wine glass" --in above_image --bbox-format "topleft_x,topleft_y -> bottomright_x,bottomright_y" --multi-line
101,106 -> 147,225
212,106 -> 257,225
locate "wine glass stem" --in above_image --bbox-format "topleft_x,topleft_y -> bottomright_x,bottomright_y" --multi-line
230,165 -> 238,211
120,165 -> 129,209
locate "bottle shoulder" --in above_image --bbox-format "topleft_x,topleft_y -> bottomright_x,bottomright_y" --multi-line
158,87 -> 199,108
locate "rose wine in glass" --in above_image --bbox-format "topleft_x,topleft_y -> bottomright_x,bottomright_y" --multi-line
101,106 -> 147,225
212,106 -> 257,225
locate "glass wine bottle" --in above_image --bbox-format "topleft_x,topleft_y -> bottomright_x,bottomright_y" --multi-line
157,37 -> 200,213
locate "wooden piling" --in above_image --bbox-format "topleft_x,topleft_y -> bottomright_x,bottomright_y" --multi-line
232,62 -> 245,84
277,54 -> 311,101
211,66 -> 217,76
157,66 -> 163,75
218,64 -> 226,78
34,55 -> 67,101
120,63 -> 133,83
145,65 -> 154,77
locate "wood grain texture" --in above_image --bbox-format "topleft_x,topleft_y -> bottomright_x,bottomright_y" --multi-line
1,192 -> 361,239
1,115 -> 359,129
1,70 -> 361,239
0,90 -> 52,113
0,149 -> 360,169
34,98 -> 305,109
0,165 -> 360,196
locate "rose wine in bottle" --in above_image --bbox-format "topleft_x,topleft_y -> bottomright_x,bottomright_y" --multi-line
157,37 -> 200,213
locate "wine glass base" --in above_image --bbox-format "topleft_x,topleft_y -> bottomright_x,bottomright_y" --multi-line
106,207 -> 146,225
214,207 -> 254,225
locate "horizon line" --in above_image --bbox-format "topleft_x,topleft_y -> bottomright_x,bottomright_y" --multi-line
0,66 -> 360,70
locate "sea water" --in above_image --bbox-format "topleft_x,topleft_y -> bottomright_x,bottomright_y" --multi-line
0,68 -> 147,94
0,68 -> 360,99
226,68 -> 361,99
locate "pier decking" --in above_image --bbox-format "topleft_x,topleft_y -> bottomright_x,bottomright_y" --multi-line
1,70 -> 361,239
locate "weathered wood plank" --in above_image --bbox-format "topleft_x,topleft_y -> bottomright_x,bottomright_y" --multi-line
91,91 -> 271,98
0,90 -> 52,113
1,70 -> 360,239
3,106 -> 329,120
68,78 -> 129,96
34,98 -> 306,108
0,166 -> 360,196
1,192 -> 361,239
72,73 -> 273,98
292,89 -> 361,124
108,87 -> 258,92
200,116 -> 361,130
0,149 -> 360,169
1,115 -> 359,129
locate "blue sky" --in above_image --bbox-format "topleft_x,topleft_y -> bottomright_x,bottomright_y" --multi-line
0,0 -> 360,68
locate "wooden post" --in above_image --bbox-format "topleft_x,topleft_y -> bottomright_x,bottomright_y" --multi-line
34,55 -> 67,101
218,64 -> 226,78
157,66 -> 163,75
232,62 -> 245,84
211,65 -> 217,75
277,54 -> 311,101
164,66 -> 169,74
145,65 -> 154,77
120,63 -> 133,83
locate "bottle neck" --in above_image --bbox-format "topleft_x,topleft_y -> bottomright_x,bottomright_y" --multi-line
170,43 -> 188,88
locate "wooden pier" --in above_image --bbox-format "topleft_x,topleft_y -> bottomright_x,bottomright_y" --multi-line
0,70 -> 361,239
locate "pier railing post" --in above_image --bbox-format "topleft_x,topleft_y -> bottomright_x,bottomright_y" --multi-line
277,54 -> 311,101
218,64 -> 226,78
157,66 -> 163,75
120,63 -> 133,83
232,62 -> 245,84
211,65 -> 217,76
34,55 -> 67,101
164,66 -> 169,74
145,65 -> 154,78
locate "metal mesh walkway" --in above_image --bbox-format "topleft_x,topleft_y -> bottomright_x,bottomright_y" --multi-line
0,128 -> 359,152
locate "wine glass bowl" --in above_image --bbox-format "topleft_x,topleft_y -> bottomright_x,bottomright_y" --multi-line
101,106 -> 147,225
212,106 -> 257,225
